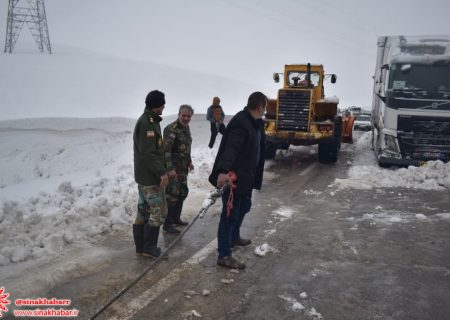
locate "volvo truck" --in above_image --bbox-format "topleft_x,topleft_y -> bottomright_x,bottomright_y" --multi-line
372,35 -> 450,166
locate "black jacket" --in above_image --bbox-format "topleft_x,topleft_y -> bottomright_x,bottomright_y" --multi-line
209,107 -> 265,196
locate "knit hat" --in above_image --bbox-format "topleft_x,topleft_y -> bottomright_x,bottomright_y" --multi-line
145,90 -> 166,109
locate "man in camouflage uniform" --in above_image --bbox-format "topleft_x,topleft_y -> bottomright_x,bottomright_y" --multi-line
133,90 -> 169,257
163,105 -> 194,234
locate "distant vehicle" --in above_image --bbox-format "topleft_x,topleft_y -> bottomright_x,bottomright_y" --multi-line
348,106 -> 363,117
354,114 -> 372,131
371,35 -> 450,167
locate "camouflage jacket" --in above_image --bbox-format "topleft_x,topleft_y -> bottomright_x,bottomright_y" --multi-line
133,109 -> 166,185
163,120 -> 192,176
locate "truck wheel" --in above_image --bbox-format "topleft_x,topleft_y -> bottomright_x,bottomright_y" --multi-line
318,140 -> 338,163
264,141 -> 277,159
318,116 -> 341,163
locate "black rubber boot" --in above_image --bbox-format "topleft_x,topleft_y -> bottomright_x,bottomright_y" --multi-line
163,205 -> 181,234
164,204 -> 175,225
173,200 -> 188,226
163,224 -> 180,234
143,224 -> 161,257
132,224 -> 144,255
151,225 -> 162,256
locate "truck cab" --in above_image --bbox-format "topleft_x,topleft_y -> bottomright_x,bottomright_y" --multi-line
372,36 -> 450,166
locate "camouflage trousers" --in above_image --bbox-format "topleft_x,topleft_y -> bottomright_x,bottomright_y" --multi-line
135,184 -> 167,227
165,175 -> 189,207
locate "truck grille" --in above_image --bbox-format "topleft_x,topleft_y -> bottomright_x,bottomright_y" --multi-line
397,115 -> 450,161
277,90 -> 311,131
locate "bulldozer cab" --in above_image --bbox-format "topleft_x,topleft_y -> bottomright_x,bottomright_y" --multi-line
287,71 -> 320,88
284,64 -> 325,102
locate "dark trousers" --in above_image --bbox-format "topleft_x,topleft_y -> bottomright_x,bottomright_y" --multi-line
217,189 -> 252,258
209,122 -> 226,148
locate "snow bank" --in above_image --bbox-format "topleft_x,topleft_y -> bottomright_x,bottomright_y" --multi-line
0,116 -> 217,294
337,160 -> 450,190
333,132 -> 450,190
0,118 -> 141,267
0,177 -> 135,266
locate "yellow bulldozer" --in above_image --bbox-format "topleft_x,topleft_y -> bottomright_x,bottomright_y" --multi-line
264,63 -> 352,162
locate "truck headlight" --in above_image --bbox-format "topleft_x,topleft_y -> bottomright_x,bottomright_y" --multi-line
384,134 -> 399,153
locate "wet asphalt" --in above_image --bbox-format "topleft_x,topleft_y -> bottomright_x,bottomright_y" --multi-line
41,132 -> 450,320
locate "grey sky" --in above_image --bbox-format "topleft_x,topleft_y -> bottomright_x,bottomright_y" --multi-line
2,0 -> 450,111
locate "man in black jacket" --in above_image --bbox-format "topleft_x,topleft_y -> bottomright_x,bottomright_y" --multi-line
209,92 -> 267,269
206,96 -> 226,148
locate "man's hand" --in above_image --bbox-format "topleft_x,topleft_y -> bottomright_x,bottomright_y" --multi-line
160,173 -> 169,188
168,169 -> 177,179
217,173 -> 231,188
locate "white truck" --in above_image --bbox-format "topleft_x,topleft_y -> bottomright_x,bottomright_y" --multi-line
371,35 -> 450,167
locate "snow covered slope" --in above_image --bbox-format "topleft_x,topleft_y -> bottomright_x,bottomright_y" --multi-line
0,44 -> 257,120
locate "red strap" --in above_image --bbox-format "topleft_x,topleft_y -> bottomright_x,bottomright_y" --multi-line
226,171 -> 237,218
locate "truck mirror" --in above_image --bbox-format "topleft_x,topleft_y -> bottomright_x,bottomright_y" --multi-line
376,93 -> 386,103
381,64 -> 389,70
331,74 -> 337,83
273,73 -> 280,83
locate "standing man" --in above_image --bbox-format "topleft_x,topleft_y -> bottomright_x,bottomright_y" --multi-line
341,110 -> 355,143
206,96 -> 226,148
209,92 -> 268,269
163,105 -> 194,234
133,90 -> 169,258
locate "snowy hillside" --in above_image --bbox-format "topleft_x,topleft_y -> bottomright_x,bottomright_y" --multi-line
0,44 -> 259,121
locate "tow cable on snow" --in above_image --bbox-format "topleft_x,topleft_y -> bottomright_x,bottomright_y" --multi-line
90,187 -> 224,319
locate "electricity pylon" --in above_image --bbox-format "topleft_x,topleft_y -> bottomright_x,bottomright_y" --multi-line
4,0 -> 52,53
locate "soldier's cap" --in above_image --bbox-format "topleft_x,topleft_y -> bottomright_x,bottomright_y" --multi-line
145,90 -> 166,109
